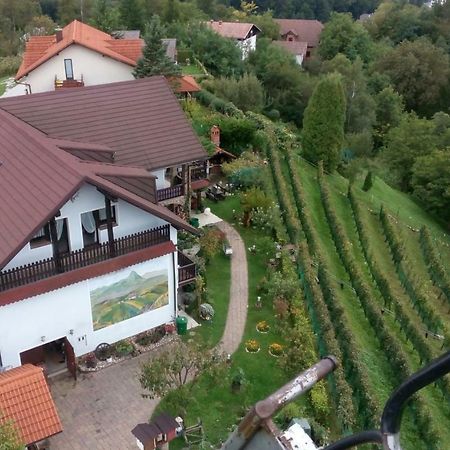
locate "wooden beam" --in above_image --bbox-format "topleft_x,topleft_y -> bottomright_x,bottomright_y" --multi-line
105,197 -> 116,257
49,219 -> 63,273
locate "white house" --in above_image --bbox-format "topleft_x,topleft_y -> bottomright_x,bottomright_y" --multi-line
0,77 -> 206,377
4,20 -> 199,97
205,20 -> 261,59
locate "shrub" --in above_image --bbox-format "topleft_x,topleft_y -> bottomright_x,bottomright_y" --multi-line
113,340 -> 135,357
0,55 -> 21,77
362,170 -> 374,191
231,367 -> 247,391
269,343 -> 283,356
199,227 -> 225,261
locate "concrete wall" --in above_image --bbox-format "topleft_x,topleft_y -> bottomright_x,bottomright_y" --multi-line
0,253 -> 177,368
8,44 -> 134,96
4,183 -> 169,270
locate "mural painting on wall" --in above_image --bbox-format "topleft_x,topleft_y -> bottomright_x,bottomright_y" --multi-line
89,262 -> 169,331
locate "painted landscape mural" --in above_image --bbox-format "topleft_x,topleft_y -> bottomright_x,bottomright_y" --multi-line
90,265 -> 169,331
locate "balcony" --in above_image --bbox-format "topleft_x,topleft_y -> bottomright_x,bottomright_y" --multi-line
0,225 -> 171,293
178,251 -> 196,286
55,78 -> 84,89
157,184 -> 184,202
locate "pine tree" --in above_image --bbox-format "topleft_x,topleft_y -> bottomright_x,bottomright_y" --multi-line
133,15 -> 181,78
301,73 -> 346,172
362,170 -> 373,191
119,0 -> 143,31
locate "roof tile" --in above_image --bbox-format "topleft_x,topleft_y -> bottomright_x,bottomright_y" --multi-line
275,19 -> 324,47
0,365 -> 62,445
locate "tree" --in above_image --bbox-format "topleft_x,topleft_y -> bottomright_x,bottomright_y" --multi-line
0,415 -> 23,450
24,14 -> 56,35
382,114 -> 437,190
318,12 -> 374,63
139,341 -> 225,399
133,16 -> 181,78
57,0 -> 93,24
376,38 -> 450,116
411,150 -> 450,225
240,186 -> 271,226
119,0 -> 143,30
301,74 -> 346,172
362,170 -> 373,191
90,0 -> 120,34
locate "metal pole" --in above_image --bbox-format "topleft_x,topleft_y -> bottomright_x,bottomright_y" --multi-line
221,356 -> 337,450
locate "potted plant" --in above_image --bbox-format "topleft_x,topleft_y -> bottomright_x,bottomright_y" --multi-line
84,353 -> 97,369
245,339 -> 260,353
268,343 -> 283,357
256,320 -> 270,333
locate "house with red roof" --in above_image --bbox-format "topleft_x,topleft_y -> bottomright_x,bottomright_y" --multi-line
5,20 -> 200,97
0,77 -> 206,377
205,20 -> 261,59
274,19 -> 324,64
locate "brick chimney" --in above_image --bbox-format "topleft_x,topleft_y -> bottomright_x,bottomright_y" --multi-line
55,27 -> 63,43
210,125 -> 220,146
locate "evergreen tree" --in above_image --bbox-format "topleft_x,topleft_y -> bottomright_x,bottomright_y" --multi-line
119,0 -> 143,30
301,74 -> 346,172
362,170 -> 373,191
90,0 -> 120,33
133,15 -> 181,78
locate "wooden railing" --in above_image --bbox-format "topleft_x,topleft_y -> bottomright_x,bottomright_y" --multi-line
55,78 -> 84,89
178,251 -> 196,285
191,166 -> 208,181
0,225 -> 170,292
157,184 -> 184,202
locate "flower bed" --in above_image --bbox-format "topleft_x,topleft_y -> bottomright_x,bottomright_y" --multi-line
245,339 -> 260,353
268,343 -> 283,357
256,320 -> 270,333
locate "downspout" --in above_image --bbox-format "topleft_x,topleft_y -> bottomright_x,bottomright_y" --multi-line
14,80 -> 32,94
172,251 -> 178,319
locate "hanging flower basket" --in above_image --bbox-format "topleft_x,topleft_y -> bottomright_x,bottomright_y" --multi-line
268,343 -> 284,357
256,320 -> 270,334
245,339 -> 260,353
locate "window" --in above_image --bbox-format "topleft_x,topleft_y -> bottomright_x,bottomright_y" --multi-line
96,205 -> 117,228
64,59 -> 74,80
30,224 -> 51,248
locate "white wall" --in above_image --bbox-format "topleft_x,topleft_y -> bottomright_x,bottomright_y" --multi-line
9,44 -> 134,96
0,253 -> 177,368
237,35 -> 257,60
152,168 -> 170,190
4,183 -> 168,270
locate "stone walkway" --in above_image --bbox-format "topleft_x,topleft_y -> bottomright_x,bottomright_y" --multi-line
49,220 -> 248,449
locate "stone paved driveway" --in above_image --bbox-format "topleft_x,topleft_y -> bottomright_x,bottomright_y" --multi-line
49,221 -> 247,449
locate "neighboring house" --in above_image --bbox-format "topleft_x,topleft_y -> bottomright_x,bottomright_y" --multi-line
132,414 -> 180,450
205,20 -> 261,59
4,20 -> 197,97
0,364 -> 62,448
272,40 -> 308,65
274,19 -> 324,60
0,77 -> 206,376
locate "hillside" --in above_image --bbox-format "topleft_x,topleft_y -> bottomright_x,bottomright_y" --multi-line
270,140 -> 450,448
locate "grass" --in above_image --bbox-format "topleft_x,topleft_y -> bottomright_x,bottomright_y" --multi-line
0,76 -> 8,96
181,64 -> 204,76
156,195 -> 297,449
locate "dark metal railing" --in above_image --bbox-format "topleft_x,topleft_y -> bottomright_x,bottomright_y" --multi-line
157,184 -> 184,202
178,251 -> 196,285
190,166 -> 208,181
0,225 -> 170,292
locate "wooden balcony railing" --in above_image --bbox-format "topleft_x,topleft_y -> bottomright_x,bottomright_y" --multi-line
157,184 -> 184,202
178,251 -> 196,286
0,225 -> 170,292
55,78 -> 84,89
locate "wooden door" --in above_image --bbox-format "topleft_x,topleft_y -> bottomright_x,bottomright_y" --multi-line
64,338 -> 77,380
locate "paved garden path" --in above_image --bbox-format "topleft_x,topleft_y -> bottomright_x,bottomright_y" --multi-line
49,220 -> 248,450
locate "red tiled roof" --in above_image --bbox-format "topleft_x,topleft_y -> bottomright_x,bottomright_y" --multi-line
0,104 -> 198,270
275,19 -> 324,47
16,20 -> 141,80
0,364 -> 62,445
205,21 -> 261,39
172,75 -> 201,93
0,77 -> 207,171
273,40 -> 308,57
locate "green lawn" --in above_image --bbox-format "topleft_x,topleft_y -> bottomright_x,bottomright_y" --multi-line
0,76 -> 8,96
181,64 -> 204,76
156,195 -> 298,449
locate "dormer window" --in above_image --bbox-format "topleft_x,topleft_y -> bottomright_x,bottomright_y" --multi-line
30,224 -> 51,248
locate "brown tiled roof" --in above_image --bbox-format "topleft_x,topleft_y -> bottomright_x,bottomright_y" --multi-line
205,21 -> 261,39
273,40 -> 308,57
153,413 -> 179,434
275,19 -> 324,47
16,20 -> 140,80
0,107 -> 197,270
173,75 -> 201,93
0,77 -> 207,171
0,364 -> 62,445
